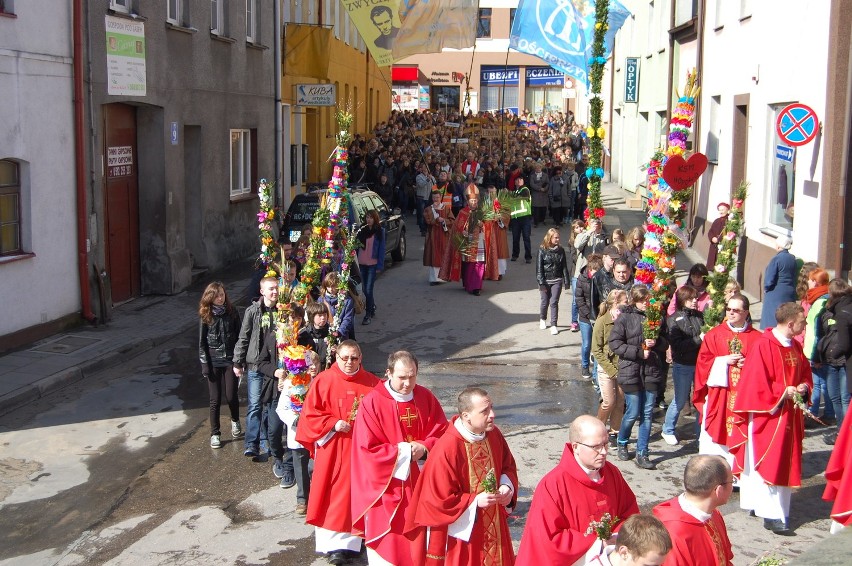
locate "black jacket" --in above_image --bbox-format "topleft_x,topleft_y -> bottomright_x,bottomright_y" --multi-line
575,267 -> 595,323
536,246 -> 572,286
233,299 -> 276,369
824,295 -> 852,388
256,328 -> 282,405
298,325 -> 330,371
666,308 -> 703,365
609,305 -> 670,393
591,269 -> 632,318
199,308 -> 241,372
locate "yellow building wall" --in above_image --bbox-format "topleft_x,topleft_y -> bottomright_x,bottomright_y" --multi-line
283,35 -> 390,188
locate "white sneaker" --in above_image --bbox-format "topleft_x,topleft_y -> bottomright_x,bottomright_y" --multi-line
210,434 -> 222,449
231,420 -> 243,438
550,326 -> 559,335
661,433 -> 678,446
539,319 -> 547,330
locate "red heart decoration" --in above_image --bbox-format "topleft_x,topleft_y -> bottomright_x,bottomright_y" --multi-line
662,153 -> 709,191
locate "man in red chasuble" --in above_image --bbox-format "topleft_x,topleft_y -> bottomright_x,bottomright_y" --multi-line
693,293 -> 761,476
516,415 -> 639,566
405,387 -> 518,566
295,340 -> 380,565
733,302 -> 812,535
653,455 -> 735,566
351,350 -> 449,565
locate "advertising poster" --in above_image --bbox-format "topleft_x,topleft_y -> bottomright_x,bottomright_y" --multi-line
106,15 -> 146,96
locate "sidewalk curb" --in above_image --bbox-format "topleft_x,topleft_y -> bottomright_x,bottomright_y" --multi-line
0,323 -> 194,417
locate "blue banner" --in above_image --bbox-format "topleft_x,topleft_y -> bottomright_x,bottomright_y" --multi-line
526,67 -> 564,86
509,0 -> 631,88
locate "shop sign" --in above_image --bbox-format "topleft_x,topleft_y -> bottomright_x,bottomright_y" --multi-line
295,84 -> 336,106
526,67 -> 563,86
624,57 -> 639,103
481,67 -> 519,85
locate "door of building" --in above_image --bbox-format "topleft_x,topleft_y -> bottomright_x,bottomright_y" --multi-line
103,103 -> 140,303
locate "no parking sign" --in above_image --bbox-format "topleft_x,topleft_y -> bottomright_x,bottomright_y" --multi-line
776,103 -> 819,147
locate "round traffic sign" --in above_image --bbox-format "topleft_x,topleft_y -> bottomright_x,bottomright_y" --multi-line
776,103 -> 818,147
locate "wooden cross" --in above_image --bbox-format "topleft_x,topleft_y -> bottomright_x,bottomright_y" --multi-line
783,351 -> 798,367
400,407 -> 418,427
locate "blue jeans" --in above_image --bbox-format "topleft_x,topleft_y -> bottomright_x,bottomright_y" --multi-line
579,320 -> 593,369
571,276 -> 579,324
510,216 -> 532,260
360,264 -> 377,315
415,197 -> 428,234
619,390 -> 656,455
824,364 -> 850,425
663,363 -> 695,435
245,370 -> 268,450
810,365 -> 835,420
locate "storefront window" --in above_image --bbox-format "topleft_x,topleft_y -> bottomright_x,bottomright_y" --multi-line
768,103 -> 795,230
524,67 -> 564,115
431,86 -> 460,112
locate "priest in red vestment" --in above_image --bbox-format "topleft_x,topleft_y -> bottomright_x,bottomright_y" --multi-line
823,414 -> 852,531
693,294 -> 761,475
424,190 -> 455,285
516,415 -> 639,566
351,350 -> 449,566
405,387 -> 518,566
484,185 -> 510,279
653,455 -> 735,566
295,340 -> 380,564
733,302 -> 812,534
439,184 -> 499,295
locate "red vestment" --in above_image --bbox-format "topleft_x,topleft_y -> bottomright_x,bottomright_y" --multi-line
405,417 -> 518,566
424,203 -> 454,268
732,330 -> 813,486
653,497 -> 733,566
439,207 -> 499,283
485,200 -> 510,261
693,323 -> 760,471
294,364 -> 379,533
351,382 -> 449,565
823,417 -> 852,526
515,444 -> 639,566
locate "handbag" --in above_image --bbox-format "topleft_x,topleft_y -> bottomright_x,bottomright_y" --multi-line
349,290 -> 366,314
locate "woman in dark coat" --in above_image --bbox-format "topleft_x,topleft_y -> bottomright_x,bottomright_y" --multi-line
535,227 -> 575,334
761,236 -> 798,329
609,284 -> 669,470
662,286 -> 704,445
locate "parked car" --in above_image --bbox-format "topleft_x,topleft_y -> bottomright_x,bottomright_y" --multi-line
279,187 -> 406,262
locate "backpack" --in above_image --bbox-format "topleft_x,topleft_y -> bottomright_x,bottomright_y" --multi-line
815,308 -> 844,365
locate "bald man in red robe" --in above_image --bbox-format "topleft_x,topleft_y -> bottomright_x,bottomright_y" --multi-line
351,351 -> 448,566
405,387 -> 518,566
653,455 -> 734,566
295,340 -> 380,565
516,416 -> 639,566
693,293 -> 761,475
733,302 -> 812,534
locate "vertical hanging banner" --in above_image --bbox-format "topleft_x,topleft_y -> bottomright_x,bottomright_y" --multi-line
509,0 -> 631,88
624,57 -> 639,102
105,15 -> 147,95
341,0 -> 478,67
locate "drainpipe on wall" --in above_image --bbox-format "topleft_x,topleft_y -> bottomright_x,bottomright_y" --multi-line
835,37 -> 852,276
73,0 -> 96,323
274,0 -> 283,206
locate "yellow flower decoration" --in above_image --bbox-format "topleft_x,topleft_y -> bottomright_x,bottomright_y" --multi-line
597,127 -> 606,139
268,210 -> 275,219
586,126 -> 596,138
670,200 -> 681,209
595,22 -> 602,30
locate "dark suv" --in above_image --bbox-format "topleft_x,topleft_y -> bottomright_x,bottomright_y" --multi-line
279,187 -> 406,262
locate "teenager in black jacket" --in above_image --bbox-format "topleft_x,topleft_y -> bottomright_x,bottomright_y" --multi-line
822,279 -> 852,444
609,285 -> 670,470
661,286 -> 704,446
536,228 -> 576,335
198,282 -> 242,448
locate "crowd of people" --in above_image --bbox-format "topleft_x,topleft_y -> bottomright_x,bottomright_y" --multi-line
191,109 -> 852,564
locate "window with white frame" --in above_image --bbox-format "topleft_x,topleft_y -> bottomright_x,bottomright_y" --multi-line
646,1 -> 655,55
168,0 -> 186,26
0,159 -> 22,256
675,0 -> 698,27
211,0 -> 224,35
230,130 -> 253,199
714,0 -> 725,28
110,0 -> 130,14
739,0 -> 751,19
706,95 -> 721,162
246,0 -> 257,42
0,0 -> 16,14
658,0 -> 668,49
768,104 -> 795,230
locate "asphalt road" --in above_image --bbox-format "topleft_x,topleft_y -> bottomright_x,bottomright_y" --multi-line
0,222 -> 844,565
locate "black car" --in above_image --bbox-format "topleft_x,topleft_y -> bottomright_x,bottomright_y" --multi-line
279,187 -> 406,262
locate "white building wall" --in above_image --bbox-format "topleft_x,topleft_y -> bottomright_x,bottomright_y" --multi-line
699,0 -> 830,260
611,0 -> 671,192
0,2 -> 79,335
